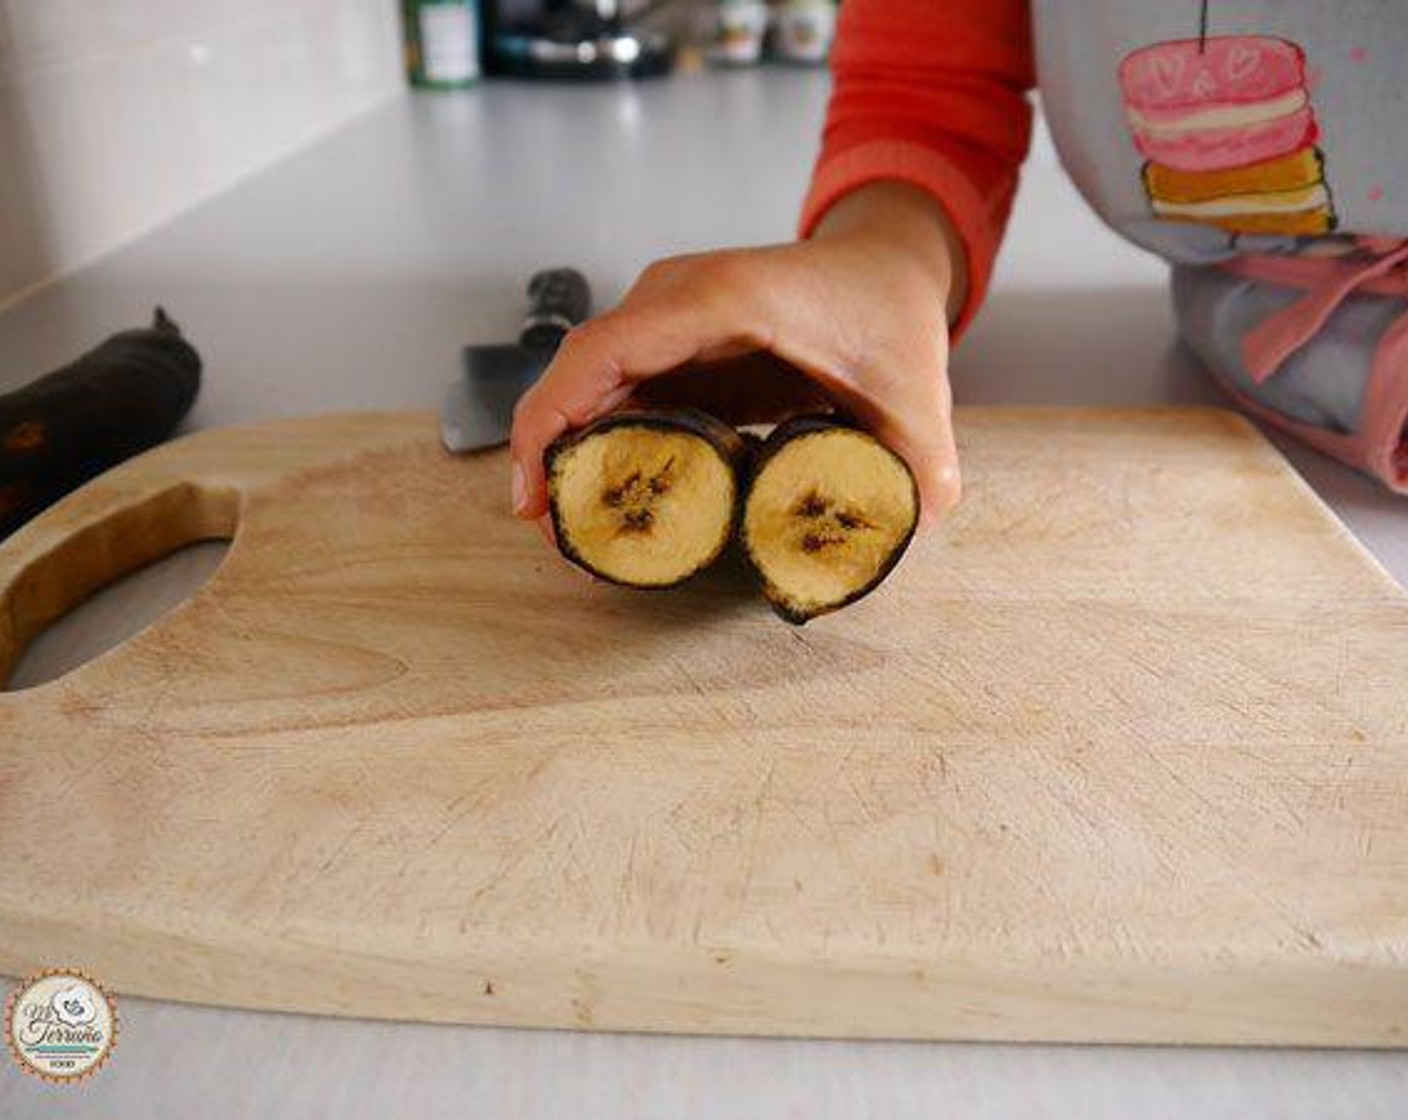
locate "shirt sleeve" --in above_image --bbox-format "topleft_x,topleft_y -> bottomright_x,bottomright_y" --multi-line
798,0 -> 1036,340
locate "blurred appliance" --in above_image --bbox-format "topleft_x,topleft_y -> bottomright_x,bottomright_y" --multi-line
482,0 -> 673,79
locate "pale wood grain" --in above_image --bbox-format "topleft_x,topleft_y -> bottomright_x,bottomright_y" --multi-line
1,407 -> 1405,1045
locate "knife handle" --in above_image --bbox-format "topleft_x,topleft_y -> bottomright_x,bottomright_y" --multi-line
519,268 -> 591,352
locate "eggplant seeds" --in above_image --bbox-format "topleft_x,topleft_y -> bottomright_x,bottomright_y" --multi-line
545,410 -> 745,588
740,418 -> 919,623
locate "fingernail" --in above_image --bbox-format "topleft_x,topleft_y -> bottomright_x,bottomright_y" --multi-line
511,460 -> 527,515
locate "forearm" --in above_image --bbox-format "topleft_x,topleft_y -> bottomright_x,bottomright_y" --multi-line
812,180 -> 968,326
800,0 -> 1034,339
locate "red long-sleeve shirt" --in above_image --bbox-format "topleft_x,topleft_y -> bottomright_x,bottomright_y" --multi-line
799,0 -> 1036,338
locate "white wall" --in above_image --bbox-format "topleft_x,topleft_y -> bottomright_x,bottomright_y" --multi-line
0,0 -> 402,306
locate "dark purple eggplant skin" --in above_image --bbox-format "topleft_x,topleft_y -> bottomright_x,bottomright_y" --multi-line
742,415 -> 921,625
544,408 -> 747,471
544,408 -> 748,588
0,308 -> 201,537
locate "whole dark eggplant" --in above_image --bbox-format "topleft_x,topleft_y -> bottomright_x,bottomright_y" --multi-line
0,308 -> 201,537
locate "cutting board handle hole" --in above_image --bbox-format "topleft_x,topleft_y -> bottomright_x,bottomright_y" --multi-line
1,481 -> 238,690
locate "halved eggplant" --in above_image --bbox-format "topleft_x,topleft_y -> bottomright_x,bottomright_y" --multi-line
545,409 -> 746,588
740,416 -> 919,623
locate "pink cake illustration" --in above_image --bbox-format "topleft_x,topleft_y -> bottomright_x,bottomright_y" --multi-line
1119,35 -> 1336,236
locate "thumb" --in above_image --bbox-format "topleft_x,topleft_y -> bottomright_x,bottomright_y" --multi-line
830,383 -> 962,527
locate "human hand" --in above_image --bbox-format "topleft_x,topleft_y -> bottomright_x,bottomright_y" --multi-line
509,181 -> 966,530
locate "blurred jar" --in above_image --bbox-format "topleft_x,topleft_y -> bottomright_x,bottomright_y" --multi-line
707,0 -> 770,67
403,0 -> 481,89
773,0 -> 835,65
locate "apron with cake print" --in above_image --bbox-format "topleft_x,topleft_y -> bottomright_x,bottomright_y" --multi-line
1032,0 -> 1408,491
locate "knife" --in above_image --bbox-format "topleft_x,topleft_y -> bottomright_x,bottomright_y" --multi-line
440,268 -> 592,452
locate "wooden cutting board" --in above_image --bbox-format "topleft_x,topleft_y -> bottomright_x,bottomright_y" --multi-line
1,408 -> 1406,1046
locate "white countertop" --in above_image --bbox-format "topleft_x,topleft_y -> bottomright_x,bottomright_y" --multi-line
2,70 -> 1405,1118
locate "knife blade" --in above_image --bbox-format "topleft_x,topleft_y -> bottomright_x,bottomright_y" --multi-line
440,268 -> 591,452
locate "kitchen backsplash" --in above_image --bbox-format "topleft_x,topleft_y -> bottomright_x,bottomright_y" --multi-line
0,0 -> 402,306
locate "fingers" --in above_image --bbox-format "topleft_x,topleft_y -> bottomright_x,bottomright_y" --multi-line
862,414 -> 962,527
836,372 -> 962,526
907,429 -> 963,528
903,377 -> 963,525
510,261 -> 773,520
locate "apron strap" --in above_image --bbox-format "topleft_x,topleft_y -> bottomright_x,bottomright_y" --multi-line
1235,239 -> 1408,383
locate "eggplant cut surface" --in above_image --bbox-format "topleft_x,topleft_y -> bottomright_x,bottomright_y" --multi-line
545,410 -> 744,588
742,417 -> 919,623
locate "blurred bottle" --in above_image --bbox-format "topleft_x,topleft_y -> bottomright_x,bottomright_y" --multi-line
706,0 -> 769,67
772,0 -> 835,65
403,0 -> 481,89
